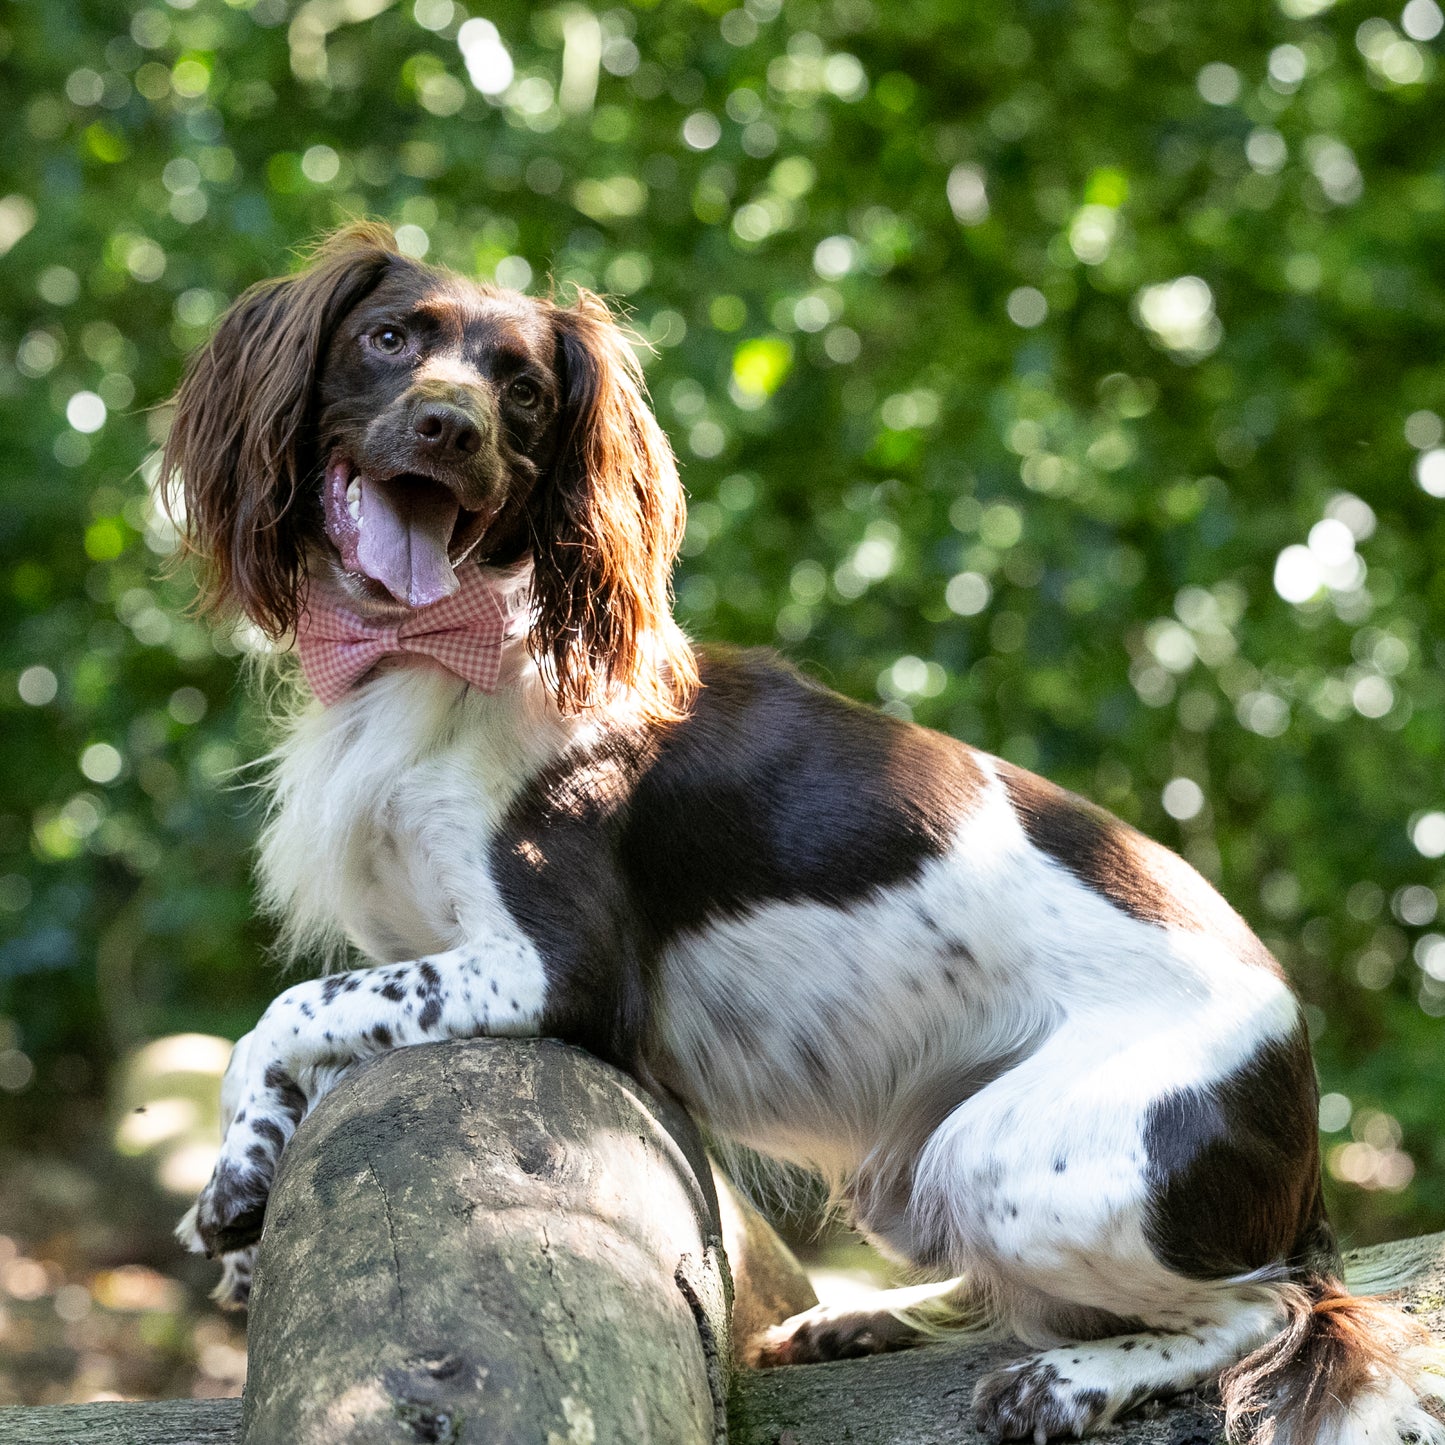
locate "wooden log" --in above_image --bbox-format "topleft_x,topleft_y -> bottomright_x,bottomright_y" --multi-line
0,1397 -> 242,1444
726,1230 -> 1445,1445
710,1167 -> 817,1368
8,1226 -> 1443,1443
3,1046 -> 1441,1445
240,1037 -> 734,1445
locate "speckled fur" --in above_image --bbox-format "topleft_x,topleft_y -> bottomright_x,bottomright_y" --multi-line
169,229 -> 1442,1445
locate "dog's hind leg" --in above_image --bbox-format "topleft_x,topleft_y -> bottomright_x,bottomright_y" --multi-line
900,1002 -> 1328,1439
750,1276 -> 982,1366
973,1286 -> 1286,1439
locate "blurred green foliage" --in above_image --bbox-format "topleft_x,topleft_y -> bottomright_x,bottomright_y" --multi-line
2,0 -> 1445,1245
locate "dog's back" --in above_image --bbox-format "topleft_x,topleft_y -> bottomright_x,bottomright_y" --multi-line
163,229 -> 1442,1443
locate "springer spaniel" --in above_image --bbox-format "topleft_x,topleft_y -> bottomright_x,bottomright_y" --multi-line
165,224 -> 1439,1444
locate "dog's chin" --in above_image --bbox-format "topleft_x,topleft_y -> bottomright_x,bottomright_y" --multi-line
321,454 -> 497,611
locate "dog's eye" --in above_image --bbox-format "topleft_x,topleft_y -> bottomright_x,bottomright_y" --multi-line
510,378 -> 540,408
371,327 -> 407,354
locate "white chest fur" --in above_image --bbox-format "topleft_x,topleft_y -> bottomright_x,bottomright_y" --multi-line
256,656 -> 582,968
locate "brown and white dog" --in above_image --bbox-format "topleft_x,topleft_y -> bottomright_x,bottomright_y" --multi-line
166,223 -> 1440,1443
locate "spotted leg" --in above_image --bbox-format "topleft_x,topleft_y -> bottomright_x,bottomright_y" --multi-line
176,1029 -> 267,1306
180,941 -> 547,1259
753,1278 -> 980,1366
972,1289 -> 1285,1440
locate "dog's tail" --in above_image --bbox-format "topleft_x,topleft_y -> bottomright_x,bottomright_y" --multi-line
1221,1272 -> 1445,1445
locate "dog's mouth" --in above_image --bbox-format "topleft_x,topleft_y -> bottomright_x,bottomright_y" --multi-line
322,455 -> 494,608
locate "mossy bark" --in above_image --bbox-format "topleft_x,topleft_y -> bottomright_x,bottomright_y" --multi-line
5,1035 -> 1440,1445
241,1037 -> 733,1445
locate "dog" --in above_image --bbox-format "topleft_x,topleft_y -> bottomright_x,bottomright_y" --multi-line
164,223 -> 1441,1443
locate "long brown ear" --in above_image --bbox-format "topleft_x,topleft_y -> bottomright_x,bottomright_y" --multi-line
161,222 -> 399,637
532,291 -> 698,723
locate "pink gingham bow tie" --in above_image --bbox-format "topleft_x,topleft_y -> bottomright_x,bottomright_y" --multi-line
295,566 -> 518,705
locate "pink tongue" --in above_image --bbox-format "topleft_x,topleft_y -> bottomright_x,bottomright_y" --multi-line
356,476 -> 461,608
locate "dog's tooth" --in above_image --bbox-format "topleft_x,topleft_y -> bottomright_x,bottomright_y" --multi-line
346,479 -> 361,521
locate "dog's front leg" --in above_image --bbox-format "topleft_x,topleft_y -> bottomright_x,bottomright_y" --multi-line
180,943 -> 547,1259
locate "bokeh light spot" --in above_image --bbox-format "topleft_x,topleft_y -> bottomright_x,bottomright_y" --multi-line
1416,449 -> 1445,496
1006,287 -> 1048,328
79,743 -> 123,784
66,391 -> 107,433
1162,777 -> 1205,820
1411,812 -> 1445,859
17,666 -> 58,706
1197,62 -> 1241,105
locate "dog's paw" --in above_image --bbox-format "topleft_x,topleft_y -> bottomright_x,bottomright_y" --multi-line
210,1246 -> 257,1310
177,1167 -> 267,1259
188,1155 -> 274,1256
179,1163 -> 259,1305
183,1022 -> 315,1256
752,1301 -> 922,1367
974,1357 -> 1109,1442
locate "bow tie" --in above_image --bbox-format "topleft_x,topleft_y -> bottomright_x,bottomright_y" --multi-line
295,566 -> 520,705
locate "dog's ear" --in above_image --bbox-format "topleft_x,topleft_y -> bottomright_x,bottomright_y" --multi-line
161,222 -> 399,636
532,291 -> 698,722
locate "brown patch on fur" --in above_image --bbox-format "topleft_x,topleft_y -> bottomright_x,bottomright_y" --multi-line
1141,1029 -> 1328,1283
162,223 -> 400,636
535,293 -> 698,723
1221,1274 -> 1435,1444
161,222 -> 697,724
997,761 -> 1281,976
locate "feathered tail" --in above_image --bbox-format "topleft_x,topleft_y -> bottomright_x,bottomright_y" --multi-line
1221,1273 -> 1445,1445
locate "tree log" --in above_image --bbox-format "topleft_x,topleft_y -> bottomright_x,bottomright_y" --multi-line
726,1230 -> 1445,1445
0,1397 -> 243,1444
2,1034 -> 1442,1445
710,1167 -> 817,1368
242,1037 -> 735,1445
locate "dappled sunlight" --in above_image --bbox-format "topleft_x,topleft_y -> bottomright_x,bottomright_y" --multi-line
113,1033 -> 231,1196
4,0 -> 1445,1408
0,1029 -> 243,1404
0,1226 -> 247,1405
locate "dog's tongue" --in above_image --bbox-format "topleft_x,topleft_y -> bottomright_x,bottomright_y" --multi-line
356,476 -> 461,608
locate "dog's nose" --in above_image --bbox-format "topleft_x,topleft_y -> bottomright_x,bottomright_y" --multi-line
413,403 -> 483,458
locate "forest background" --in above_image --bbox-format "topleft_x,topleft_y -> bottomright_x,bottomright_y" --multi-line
2,0 -> 1445,1406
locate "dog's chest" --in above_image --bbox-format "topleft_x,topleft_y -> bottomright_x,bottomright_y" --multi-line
337,751 -> 495,961
258,666 -> 571,965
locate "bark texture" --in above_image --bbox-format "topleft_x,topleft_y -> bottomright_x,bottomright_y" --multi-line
4,1032 -> 1441,1445
0,1397 -> 242,1443
241,1037 -> 733,1445
726,1231 -> 1445,1445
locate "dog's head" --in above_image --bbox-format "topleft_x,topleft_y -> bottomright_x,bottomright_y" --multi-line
163,222 -> 695,720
